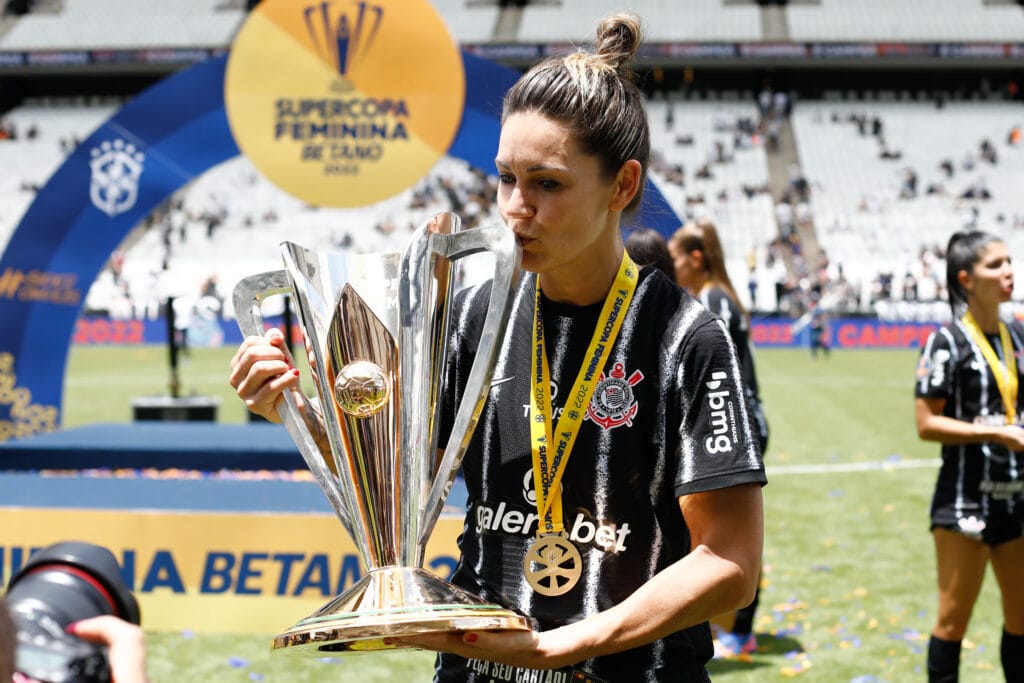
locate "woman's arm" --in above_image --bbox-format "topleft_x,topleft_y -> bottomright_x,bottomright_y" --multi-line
405,482 -> 763,669
559,483 -> 764,657
915,396 -> 1024,451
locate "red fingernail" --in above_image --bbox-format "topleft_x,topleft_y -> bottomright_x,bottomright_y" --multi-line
291,369 -> 300,376
464,632 -> 478,643
65,623 -> 78,635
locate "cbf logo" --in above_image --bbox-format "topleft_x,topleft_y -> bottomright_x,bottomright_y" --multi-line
89,139 -> 145,218
303,1 -> 384,88
586,363 -> 644,431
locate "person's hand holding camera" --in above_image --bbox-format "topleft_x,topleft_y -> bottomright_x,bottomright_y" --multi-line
4,542 -> 143,683
65,617 -> 147,683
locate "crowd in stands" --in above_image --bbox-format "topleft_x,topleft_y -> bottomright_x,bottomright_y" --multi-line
2,86 -> 1023,325
0,118 -> 37,141
72,150 -> 506,325
786,95 -> 1024,320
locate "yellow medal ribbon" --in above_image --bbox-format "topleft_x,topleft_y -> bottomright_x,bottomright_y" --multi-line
528,252 -> 638,534
962,311 -> 1019,425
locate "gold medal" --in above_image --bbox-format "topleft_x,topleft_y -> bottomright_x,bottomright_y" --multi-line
523,534 -> 582,597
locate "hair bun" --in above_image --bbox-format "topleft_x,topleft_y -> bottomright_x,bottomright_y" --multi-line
594,13 -> 643,79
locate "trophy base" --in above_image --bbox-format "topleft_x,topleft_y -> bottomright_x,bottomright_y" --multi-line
271,566 -> 531,652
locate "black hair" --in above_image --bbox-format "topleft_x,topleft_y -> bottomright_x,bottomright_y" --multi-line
670,219 -> 747,320
945,230 -> 1003,317
501,13 -> 650,215
625,228 -> 673,280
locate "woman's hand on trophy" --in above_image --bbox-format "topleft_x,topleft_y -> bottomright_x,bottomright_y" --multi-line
229,328 -> 306,423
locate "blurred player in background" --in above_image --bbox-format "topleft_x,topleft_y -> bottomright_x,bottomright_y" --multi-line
669,220 -> 769,659
624,228 -> 675,281
915,230 -> 1024,683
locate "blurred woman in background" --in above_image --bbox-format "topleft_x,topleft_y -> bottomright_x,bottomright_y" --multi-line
669,220 -> 769,658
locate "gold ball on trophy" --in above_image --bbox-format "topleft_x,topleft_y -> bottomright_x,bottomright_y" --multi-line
333,361 -> 390,418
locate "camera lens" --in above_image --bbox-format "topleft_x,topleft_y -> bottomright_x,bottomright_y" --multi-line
5,542 -> 140,628
5,542 -> 140,682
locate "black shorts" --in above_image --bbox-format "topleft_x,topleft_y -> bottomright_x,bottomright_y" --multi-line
930,497 -> 1024,546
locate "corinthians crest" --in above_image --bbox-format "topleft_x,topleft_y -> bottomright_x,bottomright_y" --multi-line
586,362 -> 644,431
89,140 -> 145,218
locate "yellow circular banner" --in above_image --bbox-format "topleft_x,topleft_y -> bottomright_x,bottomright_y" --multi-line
225,0 -> 466,207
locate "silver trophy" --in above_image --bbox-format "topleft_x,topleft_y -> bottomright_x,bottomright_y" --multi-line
233,212 -> 530,652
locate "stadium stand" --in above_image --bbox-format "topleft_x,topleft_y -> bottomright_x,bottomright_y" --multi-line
3,0 -> 1024,321
1,94 -> 778,318
517,0 -> 762,43
0,0 -> 245,50
3,0 -> 1023,49
431,0 -> 500,44
791,101 -> 1024,309
787,0 -> 1024,42
81,152 -> 506,321
645,96 -> 778,309
0,101 -> 116,250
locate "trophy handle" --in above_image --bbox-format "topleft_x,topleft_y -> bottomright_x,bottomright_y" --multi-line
232,271 -> 355,535
416,225 -> 521,547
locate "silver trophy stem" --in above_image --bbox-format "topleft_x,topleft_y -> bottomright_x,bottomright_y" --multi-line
232,271 -> 355,537
396,213 -> 456,567
414,225 -> 521,551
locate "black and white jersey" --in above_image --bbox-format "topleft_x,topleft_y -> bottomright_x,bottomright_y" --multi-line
915,319 -> 1024,519
436,267 -> 766,683
698,285 -> 760,402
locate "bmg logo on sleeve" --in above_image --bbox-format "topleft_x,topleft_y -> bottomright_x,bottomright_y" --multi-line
704,370 -> 737,456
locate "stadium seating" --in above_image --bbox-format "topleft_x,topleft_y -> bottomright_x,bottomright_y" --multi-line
1,93 -> 784,316
787,0 -> 1024,42
517,0 -> 762,43
99,152 -> 503,320
0,0 -> 245,50
3,1 -> 1023,49
645,96 -> 777,309
14,93 -> 1024,317
431,0 -> 500,44
790,101 -> 1024,302
0,102 -> 117,251
5,0 -> 1024,318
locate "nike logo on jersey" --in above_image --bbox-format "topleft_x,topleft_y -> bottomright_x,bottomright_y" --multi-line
490,376 -> 515,389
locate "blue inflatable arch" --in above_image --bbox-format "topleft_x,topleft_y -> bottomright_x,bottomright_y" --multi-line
0,52 -> 681,434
